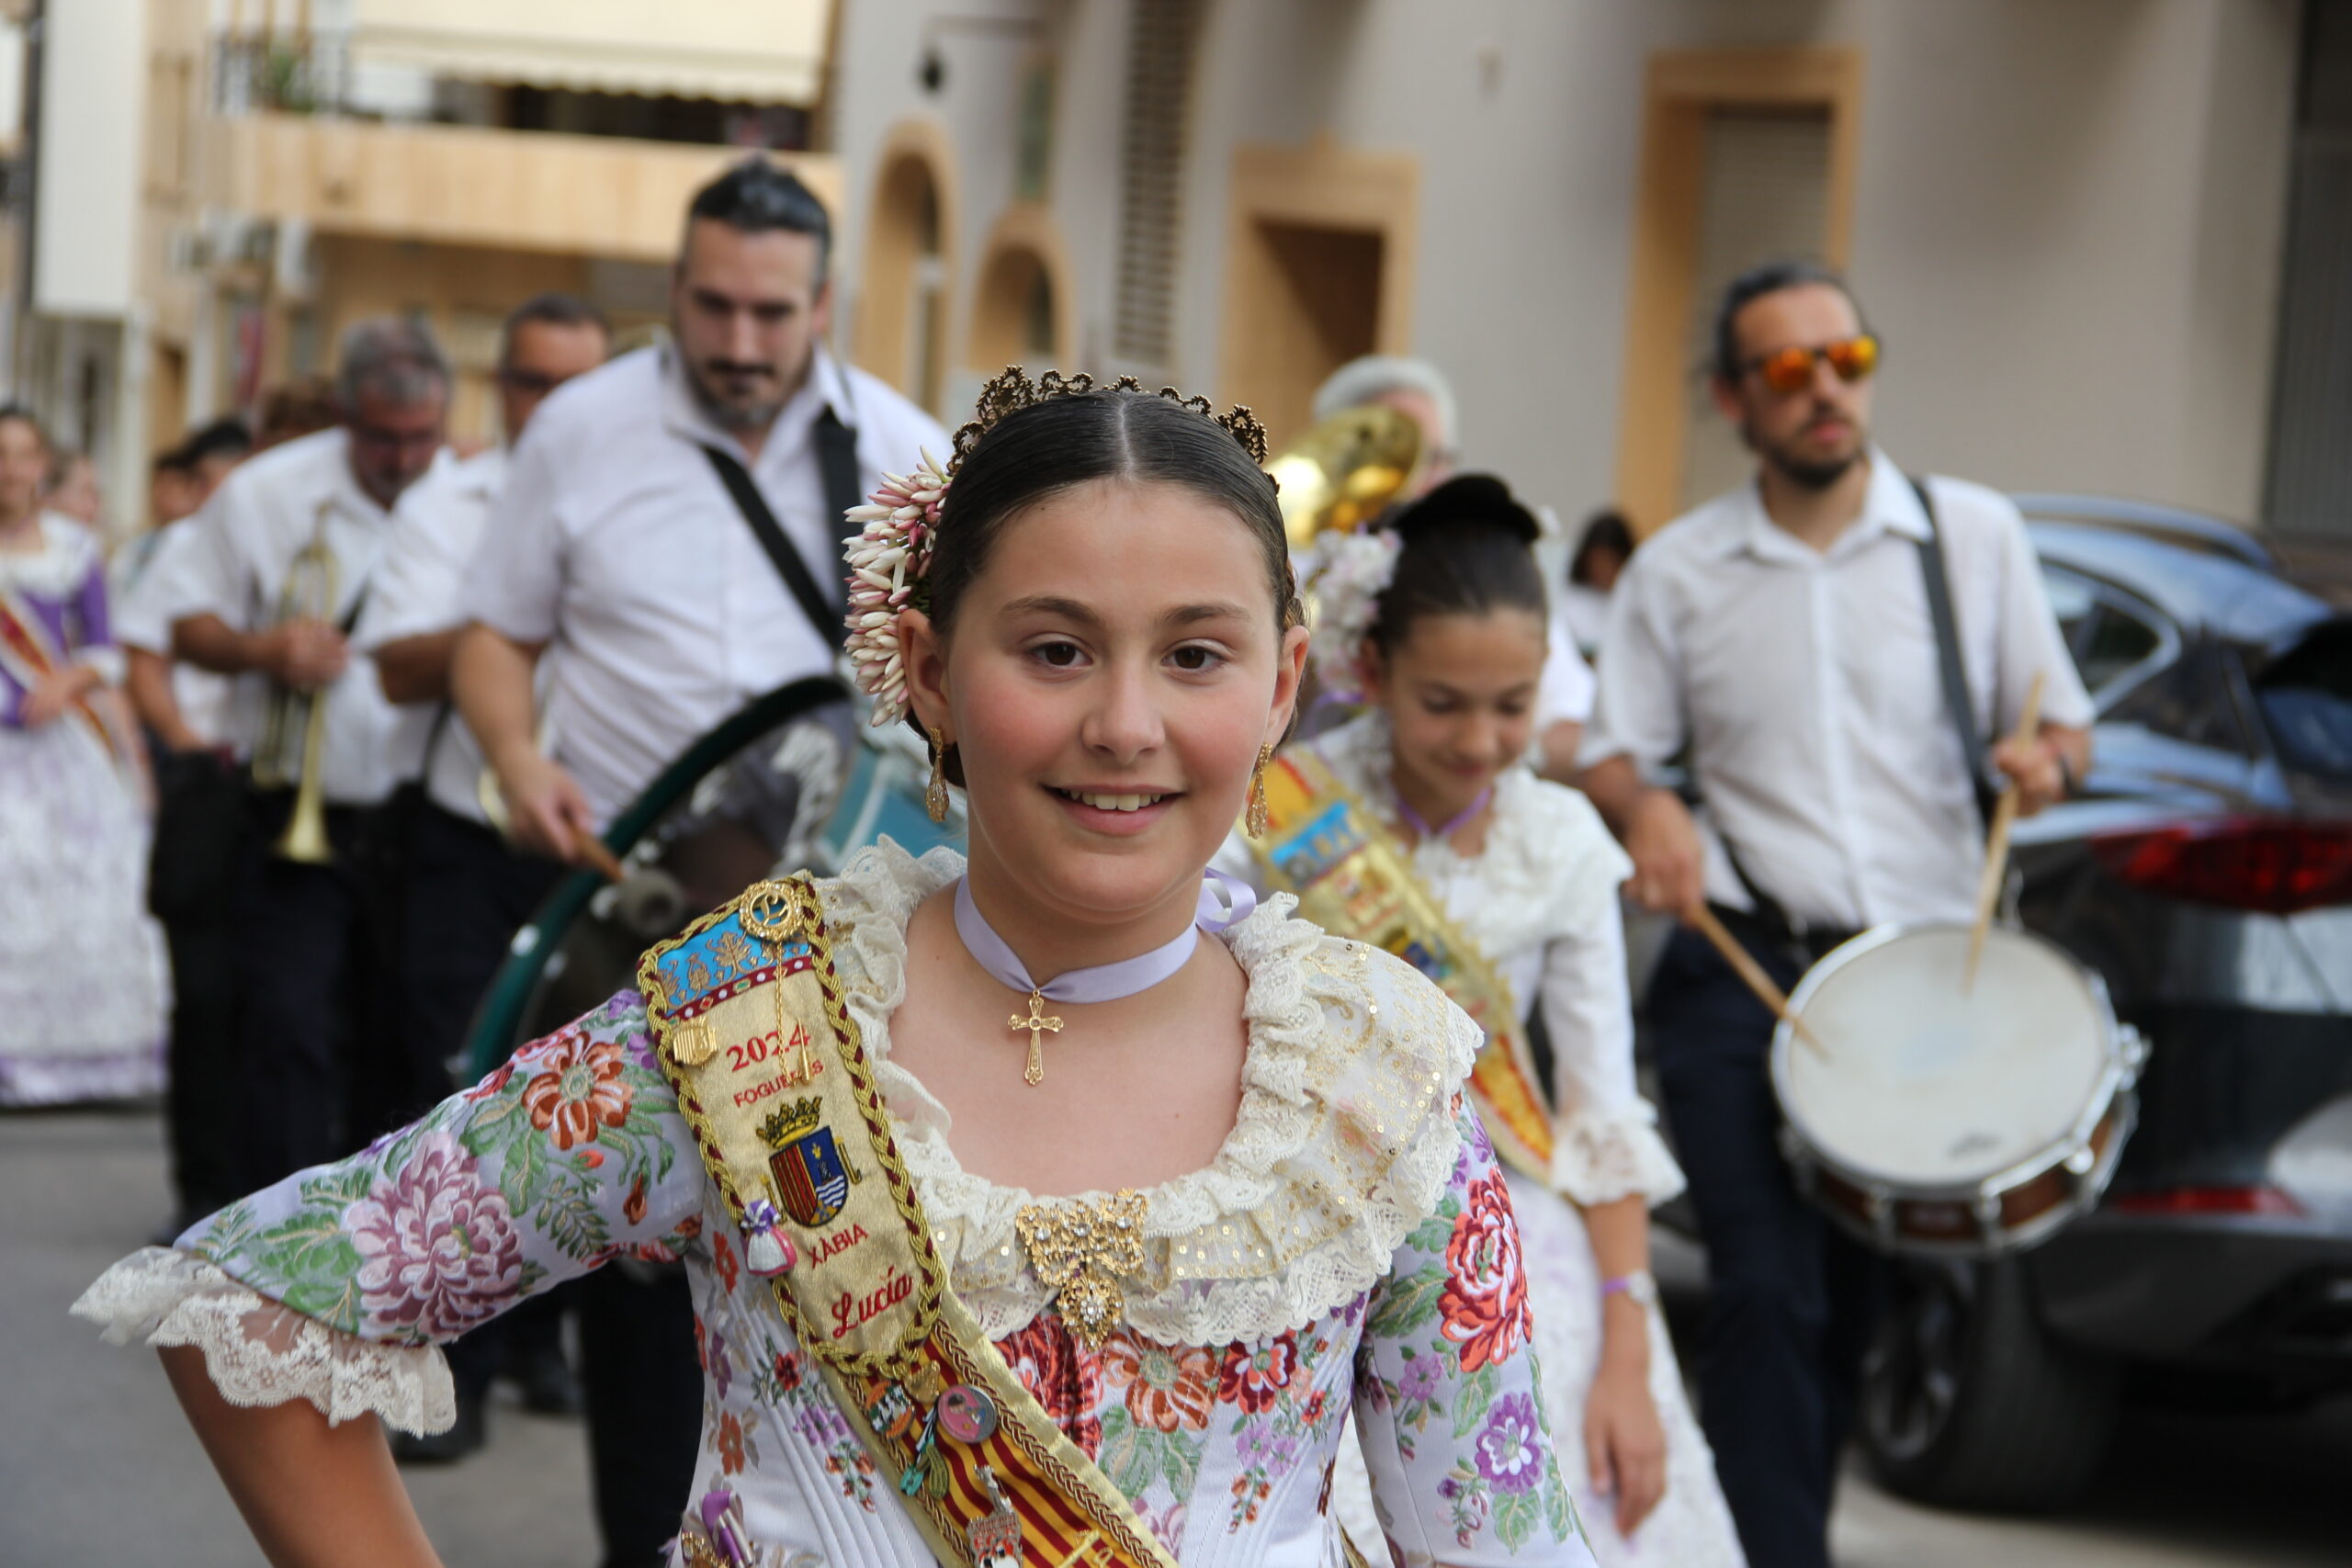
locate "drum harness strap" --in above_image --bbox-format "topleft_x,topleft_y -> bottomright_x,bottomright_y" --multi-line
1708,475 -> 1998,967
700,391 -> 865,649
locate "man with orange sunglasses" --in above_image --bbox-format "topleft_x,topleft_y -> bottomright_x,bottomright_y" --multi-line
1577,259 -> 2094,1568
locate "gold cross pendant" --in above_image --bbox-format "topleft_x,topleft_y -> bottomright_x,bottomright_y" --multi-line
1011,988 -> 1063,1087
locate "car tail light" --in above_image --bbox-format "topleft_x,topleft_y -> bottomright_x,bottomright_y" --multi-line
2107,1185 -> 2304,1217
2090,818 -> 2352,914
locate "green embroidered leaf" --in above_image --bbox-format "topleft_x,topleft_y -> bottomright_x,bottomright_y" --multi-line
1544,1465 -> 1580,1543
194,1199 -> 257,1253
1160,1427 -> 1205,1495
254,1213 -> 366,1325
1096,1407 -> 1162,1495
1495,1486 -> 1536,1550
1365,1263 -> 1447,1339
1450,1365 -> 1498,1438
533,1178 -> 614,1259
1436,1191 -> 1462,1221
1404,1214 -> 1453,1254
297,1163 -> 378,1208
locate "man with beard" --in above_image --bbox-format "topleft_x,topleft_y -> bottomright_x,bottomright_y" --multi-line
1577,261 -> 2092,1568
450,159 -> 944,1568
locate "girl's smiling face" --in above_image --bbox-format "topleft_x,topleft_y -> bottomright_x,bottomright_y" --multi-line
900,477 -> 1306,939
1361,609 -> 1547,829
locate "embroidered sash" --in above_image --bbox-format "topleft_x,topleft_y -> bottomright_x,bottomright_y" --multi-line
639,878 -> 1181,1568
1247,750 -> 1555,1182
0,580 -> 123,762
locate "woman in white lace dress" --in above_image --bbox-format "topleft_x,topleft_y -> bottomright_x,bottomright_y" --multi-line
77,378 -> 1600,1568
1245,477 -> 1744,1564
0,407 -> 168,1104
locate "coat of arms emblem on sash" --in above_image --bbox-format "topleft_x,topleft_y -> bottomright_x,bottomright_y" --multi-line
763,1097 -> 851,1227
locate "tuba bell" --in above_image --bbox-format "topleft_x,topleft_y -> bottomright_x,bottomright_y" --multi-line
253,501 -> 339,863
1267,404 -> 1424,549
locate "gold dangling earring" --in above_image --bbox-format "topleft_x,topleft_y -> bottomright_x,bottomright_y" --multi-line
926,727 -> 951,823
1245,743 -> 1273,839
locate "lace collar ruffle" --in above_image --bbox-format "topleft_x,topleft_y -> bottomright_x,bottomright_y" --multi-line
820,841 -> 1478,1344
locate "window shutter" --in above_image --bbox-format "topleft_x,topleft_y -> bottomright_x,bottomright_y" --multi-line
1110,0 -> 1204,373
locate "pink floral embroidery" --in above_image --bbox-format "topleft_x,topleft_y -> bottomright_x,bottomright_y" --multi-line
346,1131 -> 522,1338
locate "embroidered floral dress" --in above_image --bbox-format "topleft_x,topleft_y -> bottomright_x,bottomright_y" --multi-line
0,513 -> 168,1104
76,844 -> 1596,1568
1231,714 -> 1745,1566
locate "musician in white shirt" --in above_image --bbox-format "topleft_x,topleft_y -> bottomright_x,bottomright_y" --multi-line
457,162 -> 947,860
143,319 -> 450,1190
1577,261 -> 2092,1568
447,160 -> 944,1564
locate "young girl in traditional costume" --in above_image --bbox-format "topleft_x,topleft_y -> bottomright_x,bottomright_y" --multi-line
0,404 -> 169,1104
77,374 -> 1597,1568
1235,477 -> 1744,1564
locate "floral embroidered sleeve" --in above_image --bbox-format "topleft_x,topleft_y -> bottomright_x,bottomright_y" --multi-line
1349,1106 -> 1596,1568
72,989 -> 707,1434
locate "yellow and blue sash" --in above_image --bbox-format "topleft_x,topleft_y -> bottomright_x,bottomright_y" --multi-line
640,877 -> 1181,1568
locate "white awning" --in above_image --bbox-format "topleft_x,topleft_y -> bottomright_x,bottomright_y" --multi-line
348,0 -> 831,105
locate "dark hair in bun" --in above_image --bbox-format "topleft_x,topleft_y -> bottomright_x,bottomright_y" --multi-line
1366,473 -> 1549,654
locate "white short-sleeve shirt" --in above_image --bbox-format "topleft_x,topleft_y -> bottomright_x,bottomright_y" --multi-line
137,428 -> 434,805
1578,453 -> 2094,931
111,523 -> 232,745
461,344 -> 949,825
355,446 -> 507,818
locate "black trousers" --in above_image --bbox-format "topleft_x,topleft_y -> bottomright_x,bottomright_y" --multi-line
150,750 -> 252,1223
1650,920 -> 1885,1568
578,1265 -> 704,1568
398,798 -> 699,1559
393,797 -> 571,1401
229,794 -> 394,1190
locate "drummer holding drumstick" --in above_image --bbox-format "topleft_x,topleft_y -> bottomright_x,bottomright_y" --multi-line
1577,260 -> 2091,1568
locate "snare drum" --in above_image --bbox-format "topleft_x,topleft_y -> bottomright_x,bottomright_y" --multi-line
1770,923 -> 2145,1257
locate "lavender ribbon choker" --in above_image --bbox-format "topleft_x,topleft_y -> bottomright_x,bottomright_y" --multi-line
953,869 -> 1255,1004
954,869 -> 1258,1086
1396,784 -> 1493,845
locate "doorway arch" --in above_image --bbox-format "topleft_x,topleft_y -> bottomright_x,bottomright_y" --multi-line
967,203 -> 1076,373
856,118 -> 959,415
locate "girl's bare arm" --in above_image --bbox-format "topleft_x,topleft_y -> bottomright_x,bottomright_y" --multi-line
162,1346 -> 443,1568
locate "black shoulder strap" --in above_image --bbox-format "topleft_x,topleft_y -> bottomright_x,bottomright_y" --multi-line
701,436 -> 846,647
1911,475 -> 1997,828
814,403 -> 864,559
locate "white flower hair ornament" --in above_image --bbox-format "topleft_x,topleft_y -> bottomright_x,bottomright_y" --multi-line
1301,526 -> 1403,703
842,450 -> 951,727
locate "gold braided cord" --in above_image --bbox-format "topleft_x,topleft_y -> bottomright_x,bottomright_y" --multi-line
950,366 -> 1271,475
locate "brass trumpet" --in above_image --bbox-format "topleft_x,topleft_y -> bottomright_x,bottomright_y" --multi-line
254,501 -> 339,863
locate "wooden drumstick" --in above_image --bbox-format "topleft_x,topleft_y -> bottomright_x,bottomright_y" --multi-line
1688,903 -> 1830,1062
571,834 -> 628,884
1964,671 -> 2047,992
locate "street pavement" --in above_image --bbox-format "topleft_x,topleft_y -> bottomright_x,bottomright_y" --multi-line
8,1103 -> 2345,1567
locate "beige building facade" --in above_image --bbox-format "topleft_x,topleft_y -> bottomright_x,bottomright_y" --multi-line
8,0 -> 842,535
828,0 -> 2309,536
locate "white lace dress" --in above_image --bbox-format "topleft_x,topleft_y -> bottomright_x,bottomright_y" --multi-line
1237,715 -> 1746,1567
76,844 -> 1599,1568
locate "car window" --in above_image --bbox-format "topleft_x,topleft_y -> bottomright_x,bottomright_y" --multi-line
2078,604 -> 2164,691
2256,619 -> 2352,779
2041,567 -> 2098,652
2040,564 -> 2167,700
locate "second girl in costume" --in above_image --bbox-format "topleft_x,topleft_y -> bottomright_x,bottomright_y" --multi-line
1235,476 -> 1744,1564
